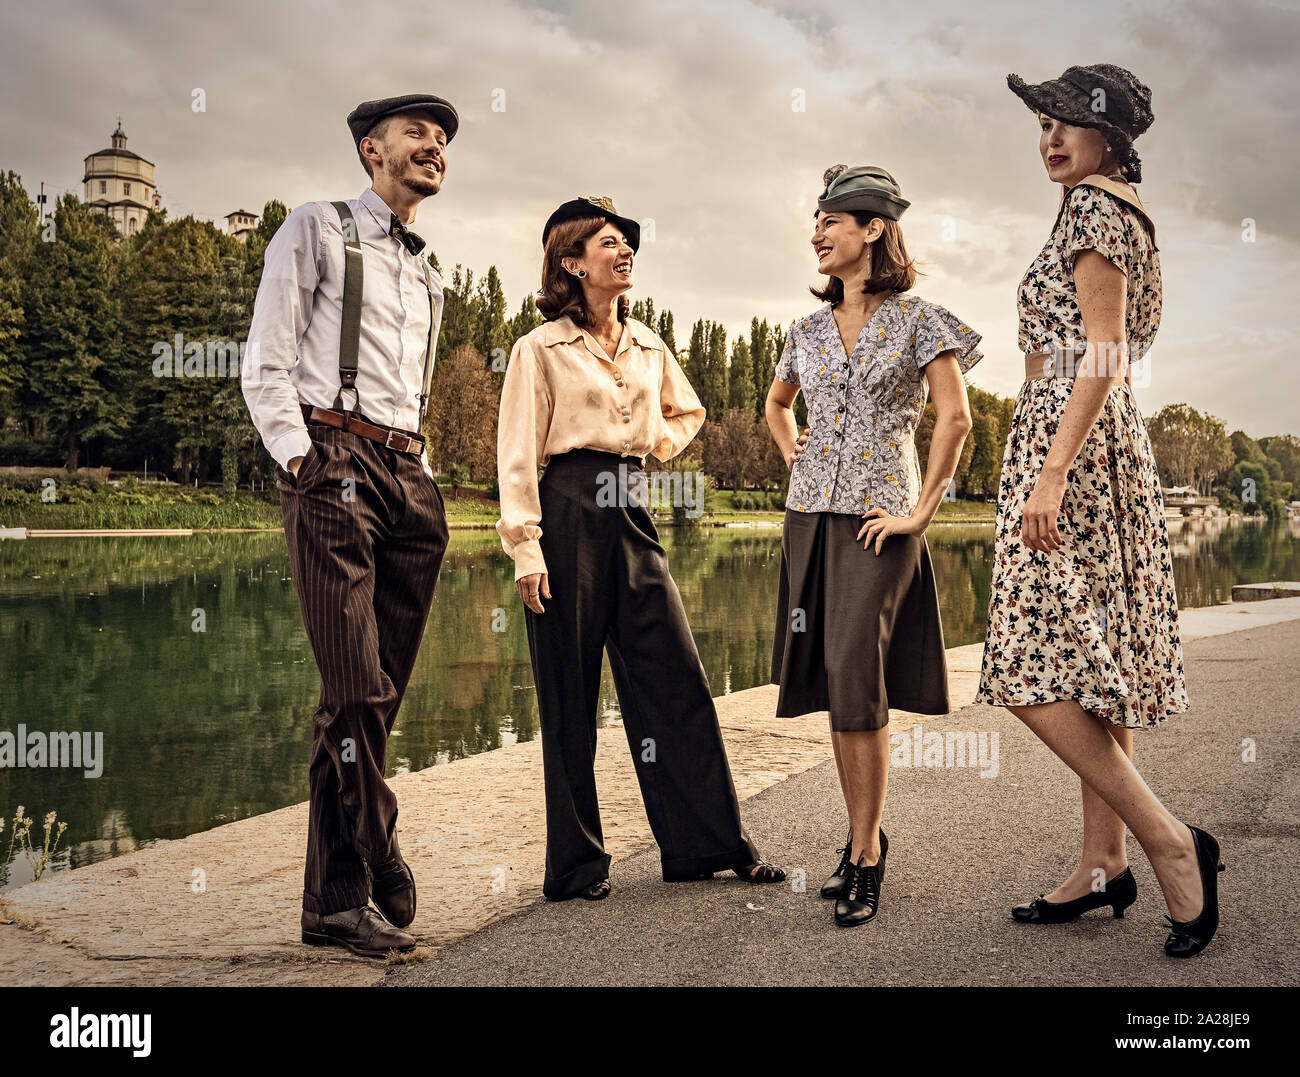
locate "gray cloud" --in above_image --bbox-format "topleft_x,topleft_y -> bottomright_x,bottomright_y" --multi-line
2,0 -> 1295,436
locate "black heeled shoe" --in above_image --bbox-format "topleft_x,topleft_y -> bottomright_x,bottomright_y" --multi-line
1011,866 -> 1138,924
821,831 -> 853,899
821,827 -> 887,899
1164,825 -> 1225,959
834,834 -> 887,928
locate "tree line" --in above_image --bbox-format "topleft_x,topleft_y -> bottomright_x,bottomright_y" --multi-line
0,172 -> 1293,514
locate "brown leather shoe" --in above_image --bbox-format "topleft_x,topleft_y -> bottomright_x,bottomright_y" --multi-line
301,905 -> 416,958
369,856 -> 416,928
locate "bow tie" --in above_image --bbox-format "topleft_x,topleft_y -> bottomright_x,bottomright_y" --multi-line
389,214 -> 426,256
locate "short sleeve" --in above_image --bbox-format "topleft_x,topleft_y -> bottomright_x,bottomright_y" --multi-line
912,300 -> 983,375
1062,185 -> 1131,278
773,323 -> 800,384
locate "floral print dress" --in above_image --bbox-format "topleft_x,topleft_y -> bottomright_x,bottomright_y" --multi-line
975,182 -> 1189,728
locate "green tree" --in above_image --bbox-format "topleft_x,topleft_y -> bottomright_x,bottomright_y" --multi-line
440,264 -> 475,354
473,266 -> 508,369
1221,459 -> 1273,516
748,317 -> 773,417
504,294 -> 543,366
424,344 -> 498,483
1146,404 -> 1234,494
727,338 -> 754,412
657,309 -> 677,355
117,215 -> 234,483
684,318 -> 707,386
1261,434 -> 1300,492
701,321 -> 728,418
19,195 -> 126,469
0,172 -> 38,413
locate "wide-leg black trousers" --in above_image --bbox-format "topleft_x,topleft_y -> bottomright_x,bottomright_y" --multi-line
277,415 -> 448,915
523,448 -> 759,898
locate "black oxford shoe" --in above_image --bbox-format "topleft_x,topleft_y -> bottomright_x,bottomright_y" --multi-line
369,855 -> 416,928
301,905 -> 416,958
821,831 -> 853,899
834,830 -> 888,927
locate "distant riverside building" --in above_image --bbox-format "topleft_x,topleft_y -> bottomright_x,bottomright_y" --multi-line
83,119 -> 162,236
225,208 -> 259,242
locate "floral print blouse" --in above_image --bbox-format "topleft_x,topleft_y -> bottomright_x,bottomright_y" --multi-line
1017,183 -> 1161,357
774,294 -> 982,517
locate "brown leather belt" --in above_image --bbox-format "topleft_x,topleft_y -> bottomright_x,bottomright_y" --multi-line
1025,345 -> 1129,381
300,404 -> 425,455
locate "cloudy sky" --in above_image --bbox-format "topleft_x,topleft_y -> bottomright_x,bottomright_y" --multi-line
5,0 -> 1297,437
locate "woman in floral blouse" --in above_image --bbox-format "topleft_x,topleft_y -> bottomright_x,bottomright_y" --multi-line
766,164 -> 982,927
976,65 -> 1224,958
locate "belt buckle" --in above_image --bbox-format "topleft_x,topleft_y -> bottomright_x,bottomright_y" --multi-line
384,429 -> 402,451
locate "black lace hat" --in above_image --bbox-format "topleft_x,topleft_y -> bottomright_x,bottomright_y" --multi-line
1007,64 -> 1153,182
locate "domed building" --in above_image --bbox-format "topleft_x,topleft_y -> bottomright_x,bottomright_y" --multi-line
83,119 -> 162,236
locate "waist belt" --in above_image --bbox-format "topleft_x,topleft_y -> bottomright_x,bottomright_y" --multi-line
1025,345 -> 1130,381
301,404 -> 424,455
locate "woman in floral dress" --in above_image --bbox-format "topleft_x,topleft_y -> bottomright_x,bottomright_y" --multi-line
767,164 -> 981,927
976,65 -> 1224,957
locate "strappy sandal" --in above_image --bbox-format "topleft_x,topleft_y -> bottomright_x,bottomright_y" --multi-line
664,858 -> 788,884
732,859 -> 787,884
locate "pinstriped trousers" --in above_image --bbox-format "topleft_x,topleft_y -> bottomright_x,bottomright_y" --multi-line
523,448 -> 759,898
276,417 -> 448,915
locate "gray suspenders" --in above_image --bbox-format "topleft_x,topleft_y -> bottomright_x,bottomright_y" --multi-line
329,200 -> 437,430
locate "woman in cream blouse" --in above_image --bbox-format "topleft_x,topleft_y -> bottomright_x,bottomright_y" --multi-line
495,196 -> 786,901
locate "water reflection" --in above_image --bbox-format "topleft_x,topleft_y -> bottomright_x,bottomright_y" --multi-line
1,516 -> 1294,883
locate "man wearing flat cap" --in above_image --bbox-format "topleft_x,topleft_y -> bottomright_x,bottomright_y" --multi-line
242,93 -> 458,957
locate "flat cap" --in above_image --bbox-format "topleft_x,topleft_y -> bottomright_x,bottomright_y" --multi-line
346,94 -> 459,148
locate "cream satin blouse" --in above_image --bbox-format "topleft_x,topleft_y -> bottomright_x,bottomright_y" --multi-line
495,314 -> 706,580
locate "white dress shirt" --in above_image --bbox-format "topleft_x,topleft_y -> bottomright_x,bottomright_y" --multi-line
242,186 -> 443,480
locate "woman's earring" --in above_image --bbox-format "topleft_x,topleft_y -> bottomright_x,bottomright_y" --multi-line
576,269 -> 587,278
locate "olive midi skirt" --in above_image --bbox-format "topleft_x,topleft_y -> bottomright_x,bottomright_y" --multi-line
770,510 -> 951,731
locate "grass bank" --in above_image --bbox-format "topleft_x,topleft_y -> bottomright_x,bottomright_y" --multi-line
1,477 -> 997,532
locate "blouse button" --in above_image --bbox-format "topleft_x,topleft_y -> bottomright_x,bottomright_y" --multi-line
622,415 -> 631,423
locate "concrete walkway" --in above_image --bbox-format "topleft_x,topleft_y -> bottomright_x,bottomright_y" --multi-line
387,614 -> 1300,987
3,598 -> 1299,986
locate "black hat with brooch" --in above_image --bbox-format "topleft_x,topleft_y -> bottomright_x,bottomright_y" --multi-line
1007,64 -> 1153,182
346,94 -> 460,147
542,196 -> 641,252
